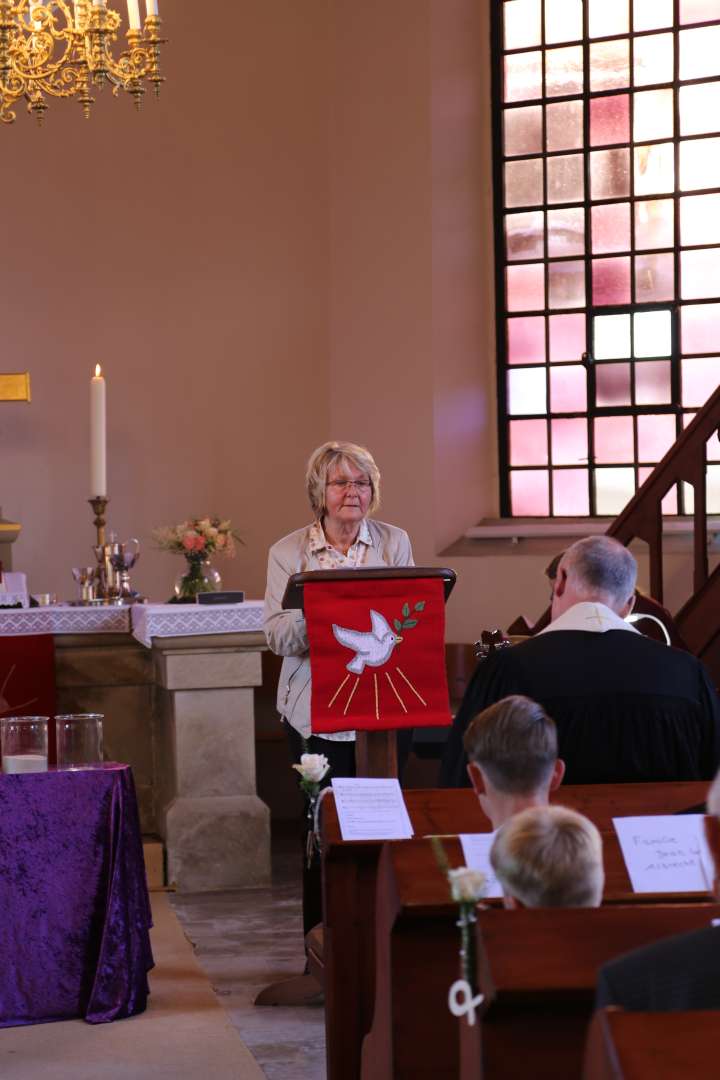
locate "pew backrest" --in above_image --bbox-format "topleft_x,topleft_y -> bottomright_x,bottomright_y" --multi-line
478,905 -> 720,997
470,905 -> 720,1080
583,1007 -> 720,1080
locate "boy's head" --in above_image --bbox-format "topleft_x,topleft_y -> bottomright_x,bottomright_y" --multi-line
490,805 -> 604,909
463,696 -> 564,826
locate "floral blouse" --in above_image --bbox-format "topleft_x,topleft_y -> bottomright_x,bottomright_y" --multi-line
307,518 -> 373,570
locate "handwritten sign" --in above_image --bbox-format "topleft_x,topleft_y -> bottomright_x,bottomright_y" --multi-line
613,814 -> 714,894
331,777 -> 413,841
459,833 -> 504,899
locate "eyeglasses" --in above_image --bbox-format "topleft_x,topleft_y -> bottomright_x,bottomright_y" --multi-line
326,479 -> 372,491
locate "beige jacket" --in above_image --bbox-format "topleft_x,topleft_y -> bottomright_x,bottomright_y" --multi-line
263,519 -> 414,738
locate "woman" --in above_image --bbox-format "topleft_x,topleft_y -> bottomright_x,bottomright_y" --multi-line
264,440 -> 414,931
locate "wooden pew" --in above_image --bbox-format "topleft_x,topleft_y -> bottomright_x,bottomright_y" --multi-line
460,907 -> 720,1080
583,1007 -> 720,1080
319,782 -> 706,1080
359,836 -> 715,1080
320,790 -> 484,1080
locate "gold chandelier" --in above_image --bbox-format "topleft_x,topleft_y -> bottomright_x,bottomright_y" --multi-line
0,0 -> 165,125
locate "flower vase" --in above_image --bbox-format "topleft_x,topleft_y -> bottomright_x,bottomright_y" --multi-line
173,555 -> 222,602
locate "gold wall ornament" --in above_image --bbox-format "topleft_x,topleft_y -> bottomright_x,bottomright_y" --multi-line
0,372 -> 30,401
0,0 -> 166,125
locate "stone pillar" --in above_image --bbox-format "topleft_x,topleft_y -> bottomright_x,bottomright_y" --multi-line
153,631 -> 271,892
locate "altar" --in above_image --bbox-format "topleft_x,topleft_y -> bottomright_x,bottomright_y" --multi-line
0,602 -> 271,893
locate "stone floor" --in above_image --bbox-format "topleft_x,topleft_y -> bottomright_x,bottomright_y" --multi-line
170,824 -> 326,1080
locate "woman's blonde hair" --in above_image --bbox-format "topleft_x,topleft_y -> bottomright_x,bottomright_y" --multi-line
305,441 -> 381,519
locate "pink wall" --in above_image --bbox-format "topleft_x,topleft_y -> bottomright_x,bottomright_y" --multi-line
328,0 -> 435,548
1,1 -> 331,602
327,0 -> 496,540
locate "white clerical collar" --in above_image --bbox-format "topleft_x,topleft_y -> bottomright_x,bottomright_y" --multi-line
538,601 -> 641,636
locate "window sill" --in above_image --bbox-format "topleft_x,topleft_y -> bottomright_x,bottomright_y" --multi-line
439,517 -> 720,557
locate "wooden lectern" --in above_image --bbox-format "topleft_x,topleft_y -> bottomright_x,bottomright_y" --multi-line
282,566 -> 456,778
255,566 -> 456,1010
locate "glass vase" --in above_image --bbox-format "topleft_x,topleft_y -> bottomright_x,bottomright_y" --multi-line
174,555 -> 222,601
55,714 -> 104,770
1,716 -> 49,773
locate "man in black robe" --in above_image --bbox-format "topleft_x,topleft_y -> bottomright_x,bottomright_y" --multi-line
440,536 -> 720,788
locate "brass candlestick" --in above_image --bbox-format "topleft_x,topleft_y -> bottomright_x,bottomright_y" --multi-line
89,495 -> 109,549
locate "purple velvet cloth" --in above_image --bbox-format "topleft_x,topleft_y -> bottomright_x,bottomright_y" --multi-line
0,764 -> 154,1027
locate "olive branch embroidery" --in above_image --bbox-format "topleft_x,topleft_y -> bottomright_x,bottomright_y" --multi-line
393,599 -> 426,634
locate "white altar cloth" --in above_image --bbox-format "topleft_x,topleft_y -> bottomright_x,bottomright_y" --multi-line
130,601 -> 265,647
0,605 -> 130,635
0,601 -> 266,645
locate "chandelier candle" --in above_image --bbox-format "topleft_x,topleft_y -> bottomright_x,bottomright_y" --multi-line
90,364 -> 107,498
127,0 -> 140,29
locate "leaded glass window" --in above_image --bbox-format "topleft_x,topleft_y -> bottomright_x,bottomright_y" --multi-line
496,0 -> 720,516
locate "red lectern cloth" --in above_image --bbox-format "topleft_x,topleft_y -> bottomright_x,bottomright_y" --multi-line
0,635 -> 57,762
304,577 -> 450,734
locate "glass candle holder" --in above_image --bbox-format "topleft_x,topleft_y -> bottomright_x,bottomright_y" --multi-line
55,714 -> 104,769
1,716 -> 49,773
71,566 -> 98,604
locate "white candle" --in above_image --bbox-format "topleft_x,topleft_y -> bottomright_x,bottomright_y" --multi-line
93,1 -> 106,7
3,754 -> 48,774
90,364 -> 107,497
145,0 -> 158,16
127,0 -> 141,28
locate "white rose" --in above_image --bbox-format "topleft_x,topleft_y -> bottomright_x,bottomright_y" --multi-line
292,753 -> 330,784
447,867 -> 486,904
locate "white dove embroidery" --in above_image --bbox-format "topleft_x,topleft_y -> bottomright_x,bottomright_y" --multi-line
332,609 -> 403,675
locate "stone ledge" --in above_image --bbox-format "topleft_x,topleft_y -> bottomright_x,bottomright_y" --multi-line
155,648 -> 262,691
55,643 -> 152,687
151,631 -> 267,651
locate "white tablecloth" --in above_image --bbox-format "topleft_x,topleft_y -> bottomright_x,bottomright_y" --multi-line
0,605 -> 130,635
0,601 -> 266,645
130,601 -> 265,647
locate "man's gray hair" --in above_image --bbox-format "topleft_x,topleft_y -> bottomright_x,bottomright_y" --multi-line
560,536 -> 637,610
